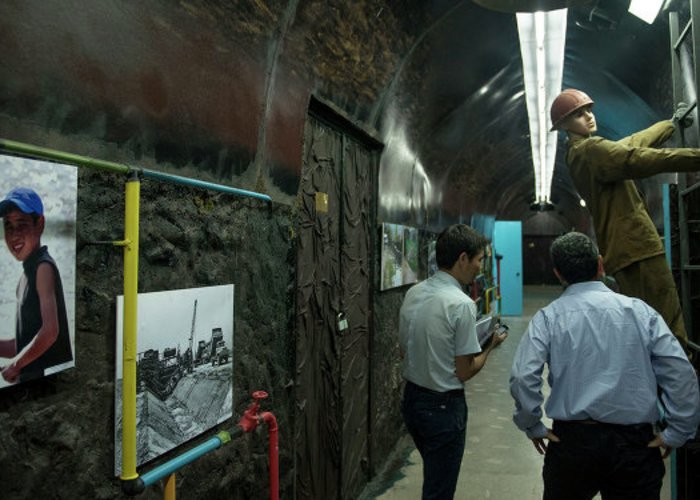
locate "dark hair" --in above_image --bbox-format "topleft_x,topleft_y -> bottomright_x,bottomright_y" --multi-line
550,232 -> 599,284
436,224 -> 488,269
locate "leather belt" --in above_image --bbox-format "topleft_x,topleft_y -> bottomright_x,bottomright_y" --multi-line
406,380 -> 464,397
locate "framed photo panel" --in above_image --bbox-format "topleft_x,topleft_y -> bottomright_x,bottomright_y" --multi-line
380,223 -> 419,291
0,155 -> 77,389
114,284 -> 234,475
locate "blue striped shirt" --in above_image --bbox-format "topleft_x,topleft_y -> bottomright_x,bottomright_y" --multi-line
510,281 -> 700,448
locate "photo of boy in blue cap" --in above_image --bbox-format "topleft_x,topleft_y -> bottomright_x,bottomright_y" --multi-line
0,187 -> 72,384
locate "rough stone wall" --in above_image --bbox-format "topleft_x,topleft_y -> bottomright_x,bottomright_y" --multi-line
368,229 -> 436,476
0,0 -> 433,496
0,168 -> 296,499
370,289 -> 406,474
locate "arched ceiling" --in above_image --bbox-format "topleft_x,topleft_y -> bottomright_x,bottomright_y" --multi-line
376,0 -> 676,235
0,0 -> 681,237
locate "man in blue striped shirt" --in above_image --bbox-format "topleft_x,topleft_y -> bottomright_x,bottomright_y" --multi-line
510,232 -> 699,500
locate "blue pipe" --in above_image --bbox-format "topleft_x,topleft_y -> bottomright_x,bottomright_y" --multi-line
140,431 -> 233,487
142,168 -> 272,203
0,138 -> 271,204
663,184 -> 672,268
663,184 -> 677,500
671,449 -> 677,500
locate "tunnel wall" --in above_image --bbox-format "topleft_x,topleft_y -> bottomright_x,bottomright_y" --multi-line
0,166 -> 298,499
0,2 -> 418,497
0,143 -> 406,500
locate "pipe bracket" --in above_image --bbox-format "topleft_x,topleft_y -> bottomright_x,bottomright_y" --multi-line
217,430 -> 232,445
121,477 -> 145,496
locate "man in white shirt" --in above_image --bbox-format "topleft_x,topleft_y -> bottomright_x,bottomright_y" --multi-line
399,224 -> 507,500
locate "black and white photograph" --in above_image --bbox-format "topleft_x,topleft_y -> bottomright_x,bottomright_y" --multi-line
0,155 -> 77,389
114,284 -> 234,475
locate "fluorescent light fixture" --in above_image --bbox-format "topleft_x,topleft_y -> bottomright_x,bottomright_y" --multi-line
629,0 -> 664,24
517,9 -> 567,204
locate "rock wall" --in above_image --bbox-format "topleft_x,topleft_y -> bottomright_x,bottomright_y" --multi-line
0,169 -> 298,499
0,166 -> 407,499
370,289 -> 405,475
0,1 -> 422,496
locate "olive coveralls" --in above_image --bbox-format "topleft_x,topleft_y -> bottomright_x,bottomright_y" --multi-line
567,120 -> 700,346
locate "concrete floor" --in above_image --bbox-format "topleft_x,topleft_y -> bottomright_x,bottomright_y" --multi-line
362,285 -> 672,500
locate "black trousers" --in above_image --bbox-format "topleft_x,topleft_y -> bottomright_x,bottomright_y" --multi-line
401,381 -> 467,500
543,420 -> 665,500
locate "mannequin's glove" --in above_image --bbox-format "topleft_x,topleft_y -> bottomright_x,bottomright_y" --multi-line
673,102 -> 693,129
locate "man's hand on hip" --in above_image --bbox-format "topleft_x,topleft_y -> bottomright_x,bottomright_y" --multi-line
531,429 -> 560,455
647,434 -> 673,459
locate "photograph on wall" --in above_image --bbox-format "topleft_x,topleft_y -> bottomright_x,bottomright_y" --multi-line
0,155 -> 77,389
422,233 -> 438,280
114,284 -> 234,475
403,226 -> 419,285
380,223 -> 419,291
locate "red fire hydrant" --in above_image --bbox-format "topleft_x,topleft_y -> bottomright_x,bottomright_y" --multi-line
237,391 -> 279,500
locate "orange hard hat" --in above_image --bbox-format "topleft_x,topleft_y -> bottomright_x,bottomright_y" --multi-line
550,89 -> 594,131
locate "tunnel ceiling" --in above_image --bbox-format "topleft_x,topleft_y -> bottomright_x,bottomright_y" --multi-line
473,0 -> 594,12
0,0 -> 679,235
377,0 -> 676,233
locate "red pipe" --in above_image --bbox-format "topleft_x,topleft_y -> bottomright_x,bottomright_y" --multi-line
261,412 -> 279,500
237,392 -> 264,433
236,391 -> 279,500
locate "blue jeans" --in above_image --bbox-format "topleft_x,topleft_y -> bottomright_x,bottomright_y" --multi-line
401,381 -> 467,500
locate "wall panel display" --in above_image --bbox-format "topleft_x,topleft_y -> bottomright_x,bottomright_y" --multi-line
114,284 -> 234,475
380,223 -> 419,291
0,155 -> 77,389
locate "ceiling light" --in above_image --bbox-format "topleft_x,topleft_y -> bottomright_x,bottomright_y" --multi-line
628,0 -> 664,24
517,9 -> 567,204
529,200 -> 556,212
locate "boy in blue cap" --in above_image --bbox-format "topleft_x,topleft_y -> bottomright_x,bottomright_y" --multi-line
0,187 -> 72,384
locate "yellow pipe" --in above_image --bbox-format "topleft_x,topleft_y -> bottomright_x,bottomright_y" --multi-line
484,287 -> 497,315
121,176 -> 141,481
164,474 -> 176,500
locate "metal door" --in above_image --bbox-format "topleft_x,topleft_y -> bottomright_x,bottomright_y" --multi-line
295,105 -> 377,500
494,220 -> 523,316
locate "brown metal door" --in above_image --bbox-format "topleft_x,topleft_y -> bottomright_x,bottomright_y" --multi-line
295,110 -> 376,500
339,136 -> 373,499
